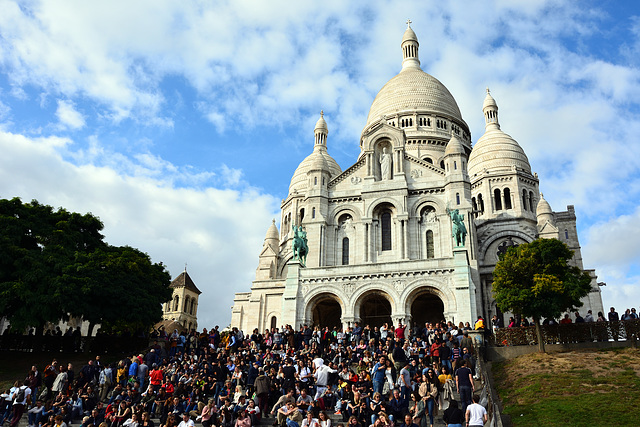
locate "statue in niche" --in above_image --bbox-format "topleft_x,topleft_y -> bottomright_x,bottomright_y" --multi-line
340,217 -> 353,230
379,146 -> 393,180
422,208 -> 437,223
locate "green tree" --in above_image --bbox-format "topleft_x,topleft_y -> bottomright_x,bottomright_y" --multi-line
492,238 -> 593,352
0,197 -> 172,338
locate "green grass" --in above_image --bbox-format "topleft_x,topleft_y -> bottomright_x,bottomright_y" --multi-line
493,349 -> 640,427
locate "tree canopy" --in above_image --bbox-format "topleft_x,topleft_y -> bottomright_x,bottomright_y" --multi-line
0,197 -> 172,334
492,238 -> 593,322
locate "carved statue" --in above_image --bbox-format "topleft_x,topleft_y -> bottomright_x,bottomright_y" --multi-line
379,146 -> 392,180
292,225 -> 309,266
446,207 -> 467,247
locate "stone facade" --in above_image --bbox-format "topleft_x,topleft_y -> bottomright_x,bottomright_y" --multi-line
163,269 -> 201,331
231,24 -> 604,332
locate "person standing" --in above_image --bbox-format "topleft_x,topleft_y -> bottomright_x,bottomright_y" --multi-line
454,362 -> 473,413
464,395 -> 487,427
10,380 -> 31,427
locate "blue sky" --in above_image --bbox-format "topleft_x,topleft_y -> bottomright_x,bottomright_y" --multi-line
1,0 -> 639,328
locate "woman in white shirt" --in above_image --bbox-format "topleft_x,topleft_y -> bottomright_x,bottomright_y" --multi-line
318,411 -> 331,427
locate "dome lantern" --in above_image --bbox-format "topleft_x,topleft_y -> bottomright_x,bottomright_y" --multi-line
401,19 -> 420,71
483,87 -> 499,130
314,110 -> 328,151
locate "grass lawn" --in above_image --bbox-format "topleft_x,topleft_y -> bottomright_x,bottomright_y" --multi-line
493,347 -> 640,427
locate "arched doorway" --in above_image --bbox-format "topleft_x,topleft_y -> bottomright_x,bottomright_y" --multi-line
311,295 -> 342,329
359,292 -> 392,328
410,292 -> 445,328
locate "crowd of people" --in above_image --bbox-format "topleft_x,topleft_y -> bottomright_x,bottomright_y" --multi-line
2,318 -> 492,427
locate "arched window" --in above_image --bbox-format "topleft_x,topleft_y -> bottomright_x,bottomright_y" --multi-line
504,188 -> 512,209
184,296 -> 190,312
424,157 -> 433,164
454,161 -> 457,170
190,299 -> 196,315
565,229 -> 569,239
522,189 -> 528,211
381,211 -> 392,251
173,295 -> 180,311
456,193 -> 460,205
440,160 -> 445,169
494,189 -> 503,210
342,237 -> 350,265
529,192 -> 535,212
271,316 -> 277,330
314,177 -> 317,185
478,194 -> 485,213
426,230 -> 434,259
312,207 -> 316,219
300,208 -> 305,222
472,197 -> 478,213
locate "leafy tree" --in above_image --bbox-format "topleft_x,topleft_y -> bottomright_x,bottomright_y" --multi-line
0,197 -> 172,338
492,238 -> 593,352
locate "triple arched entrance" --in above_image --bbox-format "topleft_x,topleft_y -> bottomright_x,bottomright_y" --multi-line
308,287 -> 445,329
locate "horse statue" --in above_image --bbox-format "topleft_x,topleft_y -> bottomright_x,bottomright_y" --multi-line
446,207 -> 467,247
292,225 -> 309,266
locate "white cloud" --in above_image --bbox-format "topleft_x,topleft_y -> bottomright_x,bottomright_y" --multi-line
55,99 -> 85,129
1,0 -> 640,326
0,130 -> 280,327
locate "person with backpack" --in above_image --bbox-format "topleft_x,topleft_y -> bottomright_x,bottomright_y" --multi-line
10,379 -> 31,427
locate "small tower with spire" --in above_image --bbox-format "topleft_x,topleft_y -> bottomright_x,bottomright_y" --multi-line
483,88 -> 499,129
401,19 -> 420,70
162,267 -> 202,331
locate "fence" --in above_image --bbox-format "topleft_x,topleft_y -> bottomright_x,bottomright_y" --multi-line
495,320 -> 640,346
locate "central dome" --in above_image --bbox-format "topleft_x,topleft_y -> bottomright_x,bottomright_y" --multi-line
366,68 -> 464,127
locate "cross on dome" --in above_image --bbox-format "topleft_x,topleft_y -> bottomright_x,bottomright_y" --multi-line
406,19 -> 412,27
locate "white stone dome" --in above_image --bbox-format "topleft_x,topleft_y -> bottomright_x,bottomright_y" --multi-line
536,193 -> 553,216
468,128 -> 531,178
444,133 -> 466,156
289,149 -> 341,195
366,68 -> 464,127
265,219 -> 279,242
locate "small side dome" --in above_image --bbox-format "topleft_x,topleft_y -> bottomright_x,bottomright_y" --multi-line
289,151 -> 342,195
536,193 -> 555,226
265,219 -> 279,242
536,193 -> 553,215
468,90 -> 531,178
444,133 -> 466,156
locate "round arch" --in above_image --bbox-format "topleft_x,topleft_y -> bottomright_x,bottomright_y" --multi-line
402,280 -> 458,317
305,292 -> 344,329
409,197 -> 446,218
354,289 -> 394,328
477,230 -> 534,264
265,311 -> 281,330
405,288 -> 445,328
331,205 -> 362,224
363,130 -> 405,153
366,199 -> 400,218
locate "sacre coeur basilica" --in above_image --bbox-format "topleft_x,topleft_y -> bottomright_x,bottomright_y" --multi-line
230,23 -> 604,332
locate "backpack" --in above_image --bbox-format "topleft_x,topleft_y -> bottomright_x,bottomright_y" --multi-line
14,387 -> 26,404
